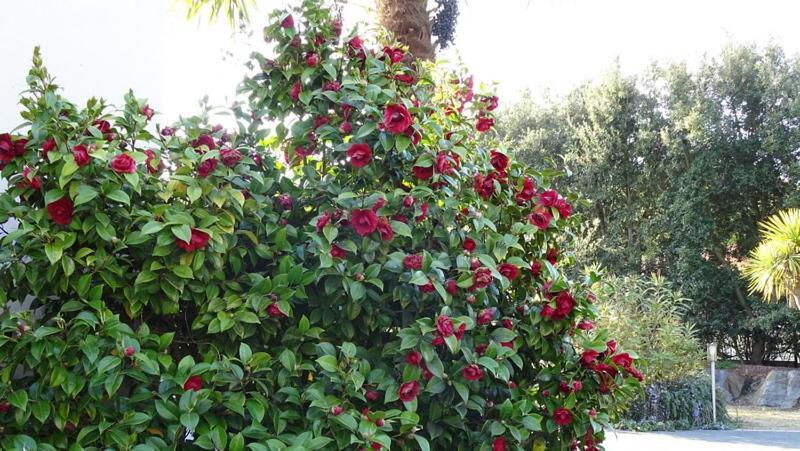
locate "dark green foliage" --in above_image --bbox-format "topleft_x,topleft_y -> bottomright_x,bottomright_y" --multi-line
499,44 -> 800,364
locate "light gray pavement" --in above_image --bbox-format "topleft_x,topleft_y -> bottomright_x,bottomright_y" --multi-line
605,430 -> 800,450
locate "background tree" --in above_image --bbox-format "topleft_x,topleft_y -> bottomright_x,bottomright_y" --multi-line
500,44 -> 800,365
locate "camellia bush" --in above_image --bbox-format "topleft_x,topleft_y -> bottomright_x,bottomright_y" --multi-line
0,2 -> 641,450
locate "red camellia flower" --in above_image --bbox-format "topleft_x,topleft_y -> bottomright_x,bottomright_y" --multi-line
444,279 -> 458,295
330,243 -> 347,259
42,137 -> 57,161
382,46 -> 405,63
572,380 -> 583,391
553,407 -> 573,426
144,149 -> 161,174
546,248 -> 558,264
197,158 -> 218,177
462,364 -> 484,381
141,104 -> 154,120
47,197 -> 74,225
365,389 -> 381,402
474,173 -> 497,199
477,308 -> 494,325
220,148 -> 242,167
267,303 -> 288,318
183,375 -> 203,391
124,346 -> 136,357
528,207 -> 552,230
110,153 -> 137,173
606,340 -> 618,354
581,349 -> 600,366
540,189 -> 559,207
347,143 -> 372,168
498,263 -> 519,280
71,144 -> 90,167
492,437 -> 506,451
484,95 -> 499,111
406,351 -> 422,366
475,117 -> 494,132
577,320 -> 595,331
290,81 -> 302,101
351,208 -> 379,236
475,343 -> 488,355
436,315 -> 454,337
339,121 -> 353,134
331,405 -> 344,416
611,352 -> 634,369
376,216 -> 394,242
470,267 -> 493,290
280,14 -> 294,28
22,167 -> 42,190
316,211 -> 332,232
516,177 -> 537,203
403,253 -> 423,270
192,134 -> 216,150
398,380 -> 420,402
13,138 -> 26,156
394,73 -> 415,84
176,228 -> 211,252
489,150 -> 509,172
554,291 -> 576,319
412,165 -> 433,180
531,260 -> 543,278
0,134 -> 15,166
556,198 -> 573,219
0,401 -> 11,414
382,104 -> 412,134
305,52 -> 319,67
415,202 -> 429,222
91,119 -> 114,141
463,237 -> 476,252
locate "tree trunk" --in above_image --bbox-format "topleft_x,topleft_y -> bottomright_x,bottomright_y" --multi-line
750,334 -> 767,364
376,0 -> 435,61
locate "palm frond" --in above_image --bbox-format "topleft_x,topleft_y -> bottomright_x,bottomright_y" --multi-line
743,209 -> 800,308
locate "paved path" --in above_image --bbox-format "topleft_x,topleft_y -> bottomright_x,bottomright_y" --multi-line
605,430 -> 800,450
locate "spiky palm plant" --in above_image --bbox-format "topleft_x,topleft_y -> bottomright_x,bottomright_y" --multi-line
743,208 -> 800,309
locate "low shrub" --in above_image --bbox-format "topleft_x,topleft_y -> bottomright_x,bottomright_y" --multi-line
619,373 -> 729,431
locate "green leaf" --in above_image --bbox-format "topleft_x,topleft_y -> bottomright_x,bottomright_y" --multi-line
171,224 -> 192,243
355,122 -> 377,139
141,221 -> 164,235
316,355 -> 338,372
279,349 -> 296,371
187,186 -> 202,203
32,401 -> 51,423
413,435 -> 430,451
44,242 -> 63,265
395,134 -> 411,152
74,185 -> 99,206
172,265 -> 193,279
9,389 -> 27,409
106,189 -> 130,205
391,220 -> 412,237
350,281 -> 366,300
96,355 -> 121,374
229,433 -> 245,451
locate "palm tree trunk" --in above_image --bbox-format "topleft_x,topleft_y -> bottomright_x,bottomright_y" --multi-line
376,0 -> 435,61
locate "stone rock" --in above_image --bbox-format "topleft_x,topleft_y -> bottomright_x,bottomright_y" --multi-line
716,369 -> 746,401
751,370 -> 800,408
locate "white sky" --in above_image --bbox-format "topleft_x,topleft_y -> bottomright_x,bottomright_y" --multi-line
3,0 -> 800,130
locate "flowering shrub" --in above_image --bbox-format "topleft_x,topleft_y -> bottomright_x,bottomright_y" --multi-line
0,2 -> 641,450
